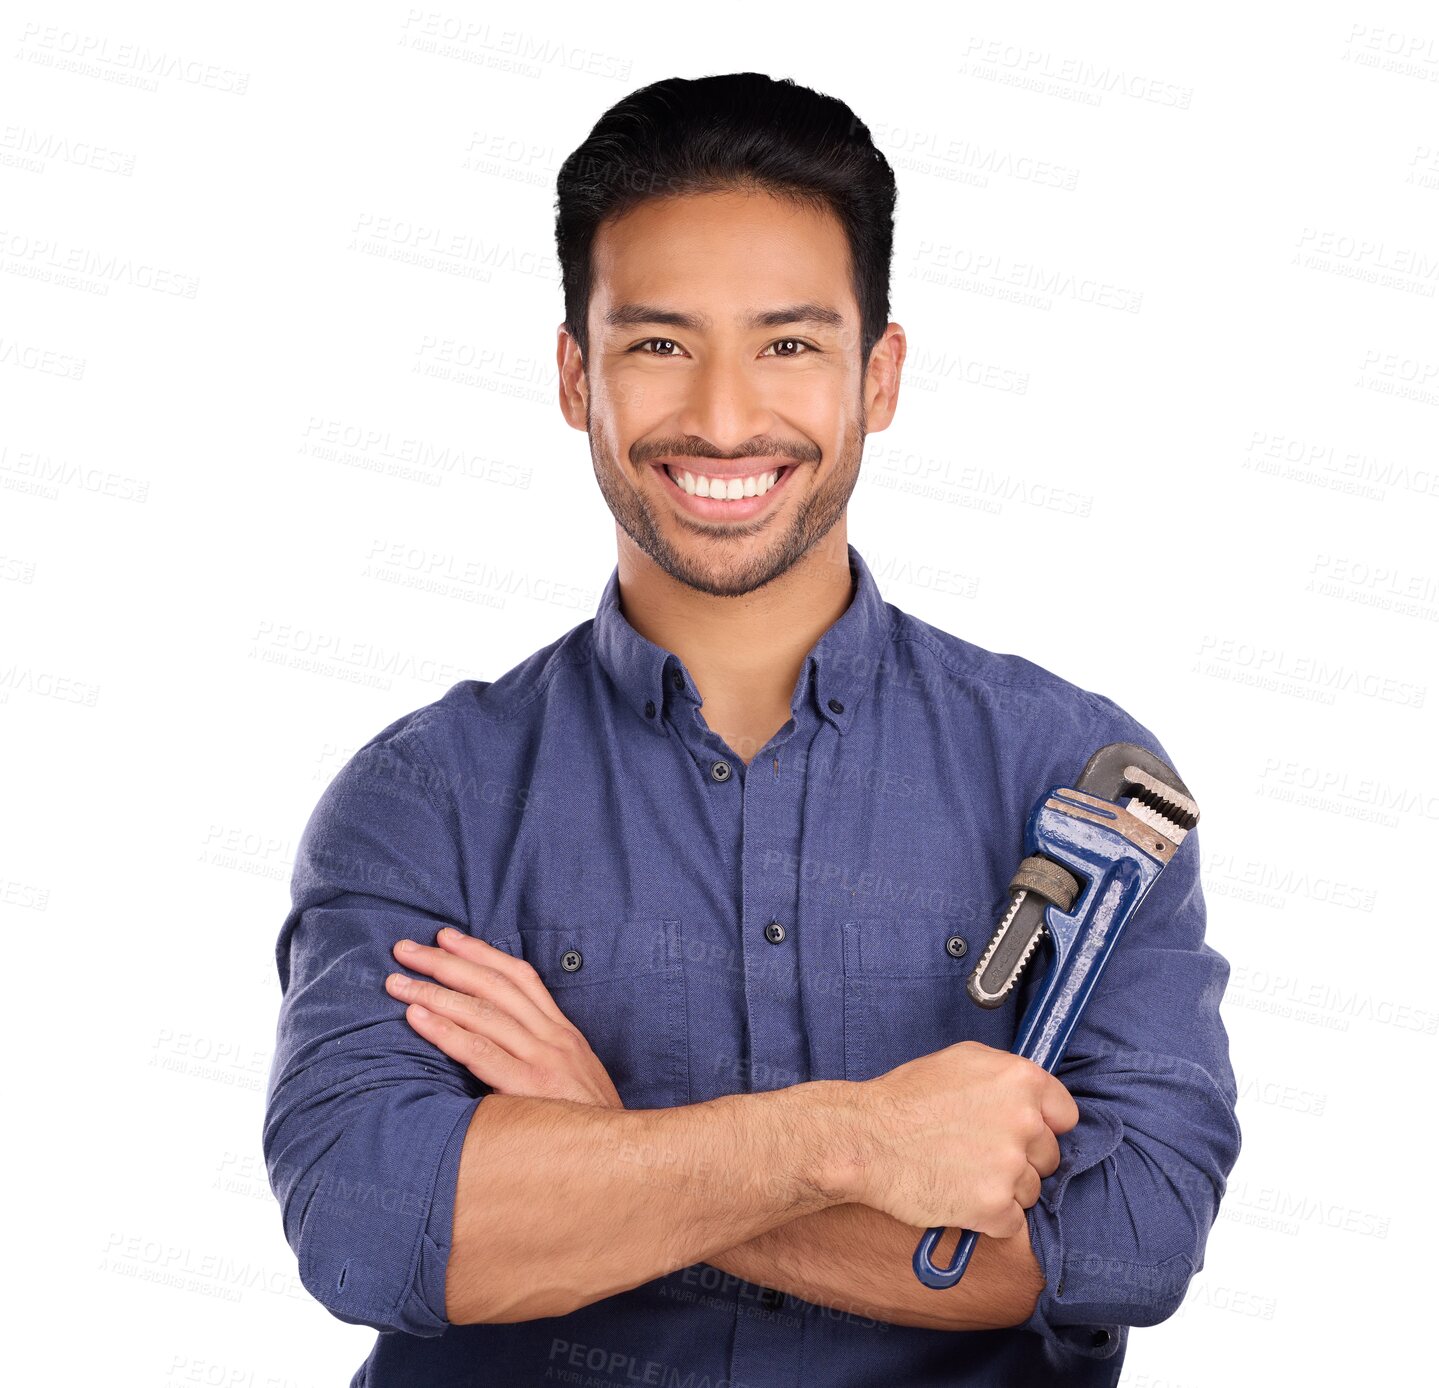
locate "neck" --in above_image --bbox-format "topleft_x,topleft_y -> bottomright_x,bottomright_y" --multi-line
614,527 -> 855,722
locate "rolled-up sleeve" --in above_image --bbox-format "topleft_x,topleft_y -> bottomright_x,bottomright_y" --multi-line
1020,704 -> 1243,1359
262,714 -> 484,1337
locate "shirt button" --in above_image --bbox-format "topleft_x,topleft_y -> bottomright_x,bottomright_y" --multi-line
644,699 -> 656,718
945,934 -> 968,959
710,759 -> 732,782
827,697 -> 845,714
560,949 -> 583,973
671,670 -> 685,692
1091,1329 -> 1111,1348
764,920 -> 786,944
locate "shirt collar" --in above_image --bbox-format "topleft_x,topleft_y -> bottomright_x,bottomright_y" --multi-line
588,543 -> 890,737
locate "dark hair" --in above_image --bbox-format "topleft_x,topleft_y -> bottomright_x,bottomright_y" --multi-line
555,72 -> 897,369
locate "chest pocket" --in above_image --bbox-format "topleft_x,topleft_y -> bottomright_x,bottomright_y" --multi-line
490,917 -> 689,1109
841,916 -> 1004,1081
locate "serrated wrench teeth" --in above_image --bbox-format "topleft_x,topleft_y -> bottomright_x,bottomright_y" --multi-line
967,889 -> 1046,1007
1124,798 -> 1189,841
1123,764 -> 1198,836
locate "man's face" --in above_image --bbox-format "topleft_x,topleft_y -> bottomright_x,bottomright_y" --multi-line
561,189 -> 898,598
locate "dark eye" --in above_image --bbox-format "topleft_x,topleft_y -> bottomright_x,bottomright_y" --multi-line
632,338 -> 685,356
764,339 -> 813,357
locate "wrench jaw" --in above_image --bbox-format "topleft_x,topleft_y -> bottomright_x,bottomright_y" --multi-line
1120,764 -> 1199,844
966,889 -> 1047,1008
973,803 -> 1167,1060
1074,742 -> 1199,828
965,743 -> 1196,1015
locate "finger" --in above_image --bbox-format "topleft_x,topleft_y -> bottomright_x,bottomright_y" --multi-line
393,935 -> 570,1041
1015,1164 -> 1042,1209
1011,1200 -> 1030,1237
434,928 -> 574,1029
400,1002 -> 531,1092
399,931 -> 566,1030
1039,1076 -> 1080,1134
385,972 -> 562,1070
1026,1124 -> 1061,1179
988,1200 -> 1028,1240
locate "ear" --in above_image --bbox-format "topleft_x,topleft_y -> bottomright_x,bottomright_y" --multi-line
863,322 -> 906,433
557,324 -> 588,431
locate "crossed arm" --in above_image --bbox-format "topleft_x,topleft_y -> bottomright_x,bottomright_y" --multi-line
699,1201 -> 1043,1332
385,927 -> 1045,1333
267,713 -> 1237,1346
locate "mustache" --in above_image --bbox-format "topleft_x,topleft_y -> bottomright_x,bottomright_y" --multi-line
632,437 -> 822,465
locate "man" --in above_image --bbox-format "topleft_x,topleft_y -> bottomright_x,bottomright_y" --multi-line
263,72 -> 1240,1386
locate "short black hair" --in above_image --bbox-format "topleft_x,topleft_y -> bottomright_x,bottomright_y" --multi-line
555,72 -> 897,369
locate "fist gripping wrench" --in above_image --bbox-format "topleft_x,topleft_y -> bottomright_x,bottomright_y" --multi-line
912,741 -> 1200,1290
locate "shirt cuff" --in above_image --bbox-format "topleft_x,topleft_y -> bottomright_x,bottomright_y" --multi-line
1019,1102 -> 1126,1360
296,1090 -> 482,1338
411,1094 -> 484,1333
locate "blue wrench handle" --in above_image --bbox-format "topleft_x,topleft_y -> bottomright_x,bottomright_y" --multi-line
912,779 -> 1172,1290
914,1224 -> 980,1289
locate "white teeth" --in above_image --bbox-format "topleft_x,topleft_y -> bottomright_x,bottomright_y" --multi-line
666,465 -> 781,499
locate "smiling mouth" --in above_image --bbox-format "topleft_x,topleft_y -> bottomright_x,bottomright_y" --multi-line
656,462 -> 795,500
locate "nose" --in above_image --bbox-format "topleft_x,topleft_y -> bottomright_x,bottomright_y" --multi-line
674,350 -> 774,455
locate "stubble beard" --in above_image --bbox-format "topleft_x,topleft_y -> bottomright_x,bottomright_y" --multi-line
586,395 -> 866,600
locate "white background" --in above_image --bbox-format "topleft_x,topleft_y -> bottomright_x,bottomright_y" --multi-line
5,2 -> 1435,1383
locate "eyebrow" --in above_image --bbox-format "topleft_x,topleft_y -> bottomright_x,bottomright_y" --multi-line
602,302 -> 845,332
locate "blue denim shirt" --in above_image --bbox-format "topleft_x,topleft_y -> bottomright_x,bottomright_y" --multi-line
263,543 -> 1240,1387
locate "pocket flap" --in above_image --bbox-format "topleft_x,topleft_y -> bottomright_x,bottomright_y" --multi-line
842,918 -> 974,977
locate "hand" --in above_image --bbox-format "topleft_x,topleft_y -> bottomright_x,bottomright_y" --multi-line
837,1040 -> 1079,1237
385,927 -> 624,1108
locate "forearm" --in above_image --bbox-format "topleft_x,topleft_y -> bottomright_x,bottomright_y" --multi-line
446,1079 -> 856,1325
702,1203 -> 1045,1331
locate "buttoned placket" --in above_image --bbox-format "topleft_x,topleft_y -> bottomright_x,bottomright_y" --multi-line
727,691 -> 817,1387
658,654 -> 823,1386
606,558 -> 872,1387
729,655 -> 862,1387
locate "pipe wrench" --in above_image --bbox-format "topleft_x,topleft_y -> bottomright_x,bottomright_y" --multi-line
912,741 -> 1200,1290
